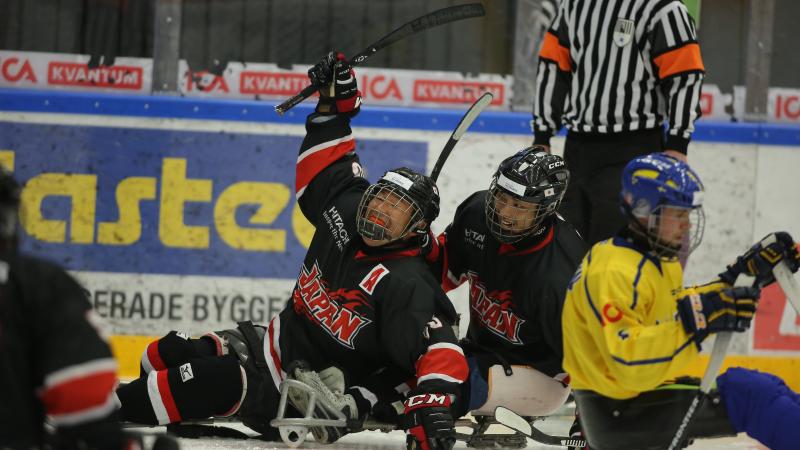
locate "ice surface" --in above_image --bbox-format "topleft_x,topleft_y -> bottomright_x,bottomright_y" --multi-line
135,415 -> 766,449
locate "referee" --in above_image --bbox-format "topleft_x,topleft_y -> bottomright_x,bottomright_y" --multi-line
532,0 -> 705,245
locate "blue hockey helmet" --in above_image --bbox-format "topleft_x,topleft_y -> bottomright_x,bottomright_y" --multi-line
620,153 -> 705,259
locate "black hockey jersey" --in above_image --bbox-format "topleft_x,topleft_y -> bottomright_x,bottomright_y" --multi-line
440,192 -> 586,377
0,253 -> 120,448
260,112 -> 468,397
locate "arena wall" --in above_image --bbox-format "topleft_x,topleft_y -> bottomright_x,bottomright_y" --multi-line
1,88 -> 799,386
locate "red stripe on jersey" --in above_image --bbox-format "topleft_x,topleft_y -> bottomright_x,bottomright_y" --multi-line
440,232 -> 463,292
295,138 -> 356,195
41,370 -> 116,415
498,224 -> 554,256
442,278 -> 459,292
268,319 -> 283,379
156,370 -> 181,422
415,347 -> 468,383
354,248 -> 420,262
146,341 -> 167,371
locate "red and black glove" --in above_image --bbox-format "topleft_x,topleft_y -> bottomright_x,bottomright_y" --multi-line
307,51 -> 361,116
719,231 -> 800,287
402,390 -> 456,450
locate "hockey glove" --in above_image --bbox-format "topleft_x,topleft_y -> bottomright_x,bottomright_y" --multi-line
403,390 -> 456,450
308,51 -> 361,116
677,286 -> 760,341
719,231 -> 800,287
420,229 -> 442,264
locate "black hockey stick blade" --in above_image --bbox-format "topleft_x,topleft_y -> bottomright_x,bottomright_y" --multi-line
494,406 -> 588,447
429,92 -> 493,182
275,3 -> 486,115
349,3 -> 485,66
667,331 -> 733,450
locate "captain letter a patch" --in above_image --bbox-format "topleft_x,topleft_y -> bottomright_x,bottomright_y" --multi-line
360,264 -> 389,294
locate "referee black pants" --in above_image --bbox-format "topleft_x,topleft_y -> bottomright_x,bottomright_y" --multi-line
559,128 -> 664,245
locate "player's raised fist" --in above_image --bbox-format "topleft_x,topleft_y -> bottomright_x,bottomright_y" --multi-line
308,51 -> 361,115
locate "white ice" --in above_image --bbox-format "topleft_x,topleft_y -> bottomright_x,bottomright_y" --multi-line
136,414 -> 766,449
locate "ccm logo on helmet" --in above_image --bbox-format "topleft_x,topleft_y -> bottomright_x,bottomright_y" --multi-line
548,161 -> 565,169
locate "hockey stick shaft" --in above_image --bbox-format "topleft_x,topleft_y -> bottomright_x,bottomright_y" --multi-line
774,260 -> 800,314
430,92 -> 493,182
275,3 -> 485,115
667,331 -> 732,450
494,406 -> 588,447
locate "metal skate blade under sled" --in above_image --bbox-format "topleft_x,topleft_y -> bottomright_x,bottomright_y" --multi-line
270,375 -> 583,448
270,378 -> 354,447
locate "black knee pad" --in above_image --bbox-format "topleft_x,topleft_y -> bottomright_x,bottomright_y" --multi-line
167,356 -> 245,419
117,379 -> 158,425
141,331 -> 203,376
126,356 -> 246,424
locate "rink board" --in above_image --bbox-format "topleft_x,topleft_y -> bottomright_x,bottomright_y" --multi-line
1,88 -> 799,389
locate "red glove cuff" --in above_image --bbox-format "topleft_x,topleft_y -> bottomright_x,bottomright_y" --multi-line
334,89 -> 362,113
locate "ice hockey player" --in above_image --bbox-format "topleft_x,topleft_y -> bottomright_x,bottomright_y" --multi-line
0,169 -> 174,449
562,153 -> 800,450
117,51 -> 468,450
428,148 -> 585,424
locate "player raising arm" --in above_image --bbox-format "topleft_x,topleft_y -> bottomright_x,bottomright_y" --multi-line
117,52 -> 467,450
562,153 -> 800,450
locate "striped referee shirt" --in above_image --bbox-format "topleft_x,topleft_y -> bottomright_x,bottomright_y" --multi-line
533,0 -> 705,153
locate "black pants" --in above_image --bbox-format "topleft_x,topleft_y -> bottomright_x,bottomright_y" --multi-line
573,388 -> 736,450
116,328 -> 286,438
559,128 -> 664,245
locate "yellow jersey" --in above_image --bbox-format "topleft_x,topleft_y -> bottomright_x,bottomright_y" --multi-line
562,234 -> 715,399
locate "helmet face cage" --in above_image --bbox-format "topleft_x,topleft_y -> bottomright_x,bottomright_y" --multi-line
485,182 -> 556,244
638,204 -> 705,260
621,153 -> 706,260
484,148 -> 568,244
356,182 -> 424,244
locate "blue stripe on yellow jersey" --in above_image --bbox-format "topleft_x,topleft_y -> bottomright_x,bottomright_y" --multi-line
562,236 -> 701,399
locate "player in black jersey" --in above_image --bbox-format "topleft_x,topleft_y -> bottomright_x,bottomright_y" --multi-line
117,52 -> 467,450
0,169 -> 171,449
429,147 -> 586,433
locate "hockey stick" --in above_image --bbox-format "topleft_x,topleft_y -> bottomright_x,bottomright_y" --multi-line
429,92 -> 494,182
774,260 -> 800,314
667,331 -> 733,450
494,406 -> 588,448
274,3 -> 485,115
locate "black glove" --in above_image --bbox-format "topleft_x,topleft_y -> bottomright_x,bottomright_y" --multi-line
308,51 -> 361,116
719,232 -> 800,287
420,229 -> 441,264
402,390 -> 456,450
677,286 -> 760,340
